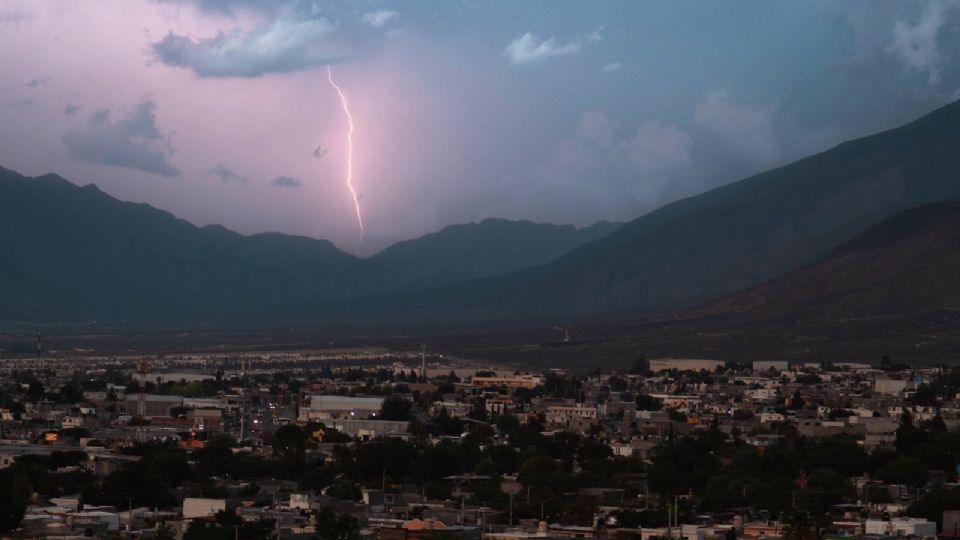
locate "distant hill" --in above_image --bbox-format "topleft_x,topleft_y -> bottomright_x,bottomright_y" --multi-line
0,167 -> 366,321
367,218 -> 620,290
686,201 -> 960,322
344,99 -> 960,324
0,167 -> 618,324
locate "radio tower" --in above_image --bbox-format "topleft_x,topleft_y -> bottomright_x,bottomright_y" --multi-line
136,359 -> 150,441
420,344 -> 427,382
36,333 -> 43,372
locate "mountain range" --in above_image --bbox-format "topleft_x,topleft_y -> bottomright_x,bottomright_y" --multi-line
322,98 -> 960,325
3,98 -> 960,328
0,167 -> 617,323
686,201 -> 960,323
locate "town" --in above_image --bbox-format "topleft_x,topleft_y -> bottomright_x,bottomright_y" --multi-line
0,350 -> 958,540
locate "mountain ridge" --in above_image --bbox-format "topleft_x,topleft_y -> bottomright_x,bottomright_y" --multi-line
684,200 -> 960,322
0,166 -> 622,323
305,98 -> 960,326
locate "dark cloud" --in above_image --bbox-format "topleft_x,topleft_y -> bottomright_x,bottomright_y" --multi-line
271,175 -> 302,188
0,8 -> 29,23
151,11 -> 345,77
312,145 -> 327,158
153,0 -> 275,15
9,98 -> 33,109
62,100 -> 179,177
361,10 -> 399,28
26,78 -> 46,89
64,104 -> 81,115
208,164 -> 248,184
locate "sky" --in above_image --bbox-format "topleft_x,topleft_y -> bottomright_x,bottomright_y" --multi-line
2,0 -> 960,255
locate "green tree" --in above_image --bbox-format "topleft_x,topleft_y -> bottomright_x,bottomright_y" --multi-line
907,486 -> 960,529
379,396 -> 413,421
798,468 -> 854,515
647,437 -> 720,496
314,506 -> 361,540
325,480 -> 362,502
875,457 -> 928,487
155,523 -> 177,540
0,469 -> 30,532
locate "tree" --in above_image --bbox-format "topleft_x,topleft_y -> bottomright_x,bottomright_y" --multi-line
875,457 -> 928,487
607,376 -> 628,392
314,506 -> 361,540
0,469 -> 30,532
896,410 -> 921,452
647,437 -> 720,496
325,480 -> 362,502
432,407 -> 463,436
907,487 -> 960,529
629,356 -> 649,374
787,390 -> 806,410
57,383 -> 84,404
798,468 -> 854,515
783,510 -> 818,540
801,436 -> 867,478
155,523 -> 177,540
636,394 -> 662,411
145,452 -> 195,487
379,396 -> 412,421
272,424 -> 316,473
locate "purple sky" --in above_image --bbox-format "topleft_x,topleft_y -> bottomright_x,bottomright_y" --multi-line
2,1 -> 959,254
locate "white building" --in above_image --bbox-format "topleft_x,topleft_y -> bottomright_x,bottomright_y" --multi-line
183,498 -> 227,519
299,395 -> 386,421
545,404 -> 597,424
753,360 -> 789,372
648,359 -> 724,373
865,518 -> 936,537
874,378 -> 910,396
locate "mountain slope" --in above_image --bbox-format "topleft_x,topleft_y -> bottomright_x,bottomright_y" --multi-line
0,167 -> 364,321
0,167 -> 620,323
367,218 -> 620,290
686,201 -> 960,321
334,99 -> 960,324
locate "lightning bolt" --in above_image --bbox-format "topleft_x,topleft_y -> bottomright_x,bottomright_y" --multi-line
327,64 -> 365,247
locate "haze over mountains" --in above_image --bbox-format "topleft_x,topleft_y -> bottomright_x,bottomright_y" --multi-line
335,98 -> 960,325
3,99 -> 960,328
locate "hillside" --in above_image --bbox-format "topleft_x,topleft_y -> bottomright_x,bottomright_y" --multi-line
686,201 -> 960,322
0,168 -> 619,323
367,219 -> 620,290
0,167 -> 367,321
339,99 -> 960,324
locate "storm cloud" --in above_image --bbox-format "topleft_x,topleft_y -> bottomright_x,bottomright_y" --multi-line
62,100 -> 179,177
4,1 -> 960,254
152,13 -> 342,77
271,175 -> 302,188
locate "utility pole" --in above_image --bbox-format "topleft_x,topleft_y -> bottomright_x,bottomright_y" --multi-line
36,332 -> 43,372
420,344 -> 427,382
667,502 -> 672,539
274,493 -> 280,540
508,492 -> 513,526
674,495 -> 679,537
